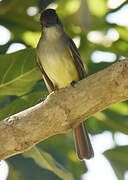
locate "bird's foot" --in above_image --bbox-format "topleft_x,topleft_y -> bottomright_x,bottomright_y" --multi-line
38,97 -> 46,103
71,80 -> 77,87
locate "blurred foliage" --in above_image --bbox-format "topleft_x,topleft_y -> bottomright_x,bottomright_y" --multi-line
7,154 -> 62,180
23,147 -> 74,180
0,0 -> 128,179
104,146 -> 128,180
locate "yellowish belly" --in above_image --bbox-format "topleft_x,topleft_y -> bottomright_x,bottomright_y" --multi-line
41,55 -> 79,88
37,34 -> 79,89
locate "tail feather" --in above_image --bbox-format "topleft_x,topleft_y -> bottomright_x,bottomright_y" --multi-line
74,122 -> 94,160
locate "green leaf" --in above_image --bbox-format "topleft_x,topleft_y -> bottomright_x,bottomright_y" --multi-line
7,154 -> 61,180
57,0 -> 81,16
0,0 -> 39,35
0,95 -> 7,109
116,27 -> 128,41
0,89 -> 48,121
104,146 -> 128,180
93,111 -> 128,135
87,0 -> 108,17
24,147 -> 74,180
7,163 -> 23,180
0,48 -> 42,96
86,116 -> 113,135
22,31 -> 41,48
38,134 -> 86,180
109,102 -> 128,115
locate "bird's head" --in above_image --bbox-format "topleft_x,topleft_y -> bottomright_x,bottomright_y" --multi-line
40,9 -> 63,28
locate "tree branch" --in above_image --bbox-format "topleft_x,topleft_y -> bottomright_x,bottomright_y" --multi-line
0,59 -> 128,160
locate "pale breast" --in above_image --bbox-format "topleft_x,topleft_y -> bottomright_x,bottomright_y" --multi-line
37,34 -> 79,88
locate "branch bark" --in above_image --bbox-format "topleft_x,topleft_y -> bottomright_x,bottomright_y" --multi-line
0,59 -> 128,160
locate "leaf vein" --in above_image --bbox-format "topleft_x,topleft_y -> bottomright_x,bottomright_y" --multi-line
0,67 -> 38,88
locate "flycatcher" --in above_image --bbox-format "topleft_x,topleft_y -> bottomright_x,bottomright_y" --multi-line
36,9 -> 94,160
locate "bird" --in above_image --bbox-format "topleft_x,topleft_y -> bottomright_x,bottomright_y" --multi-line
36,8 -> 94,160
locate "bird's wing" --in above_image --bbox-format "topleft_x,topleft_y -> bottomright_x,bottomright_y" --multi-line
36,56 -> 55,92
67,36 -> 86,80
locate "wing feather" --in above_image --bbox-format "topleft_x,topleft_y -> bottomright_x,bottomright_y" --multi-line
67,36 -> 86,80
36,56 -> 55,92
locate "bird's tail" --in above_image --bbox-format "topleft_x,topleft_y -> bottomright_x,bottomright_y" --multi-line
74,122 -> 94,160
